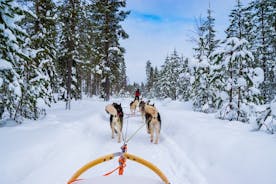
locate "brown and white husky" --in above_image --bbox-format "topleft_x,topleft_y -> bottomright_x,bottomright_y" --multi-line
144,104 -> 161,144
105,103 -> 124,143
130,99 -> 139,115
138,100 -> 146,120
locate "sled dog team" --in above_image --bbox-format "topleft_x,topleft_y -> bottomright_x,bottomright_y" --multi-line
105,99 -> 161,144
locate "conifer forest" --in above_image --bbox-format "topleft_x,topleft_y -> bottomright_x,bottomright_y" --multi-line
0,0 -> 275,125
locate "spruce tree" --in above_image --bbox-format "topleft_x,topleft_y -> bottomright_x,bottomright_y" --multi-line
178,58 -> 192,101
191,16 -> 213,112
226,0 -> 247,39
20,0 -> 58,118
210,37 -> 263,122
145,60 -> 154,94
91,0 -> 129,101
155,50 -> 182,100
252,0 -> 275,102
0,0 -> 37,121
57,0 -> 82,109
191,6 -> 219,112
204,7 -> 219,58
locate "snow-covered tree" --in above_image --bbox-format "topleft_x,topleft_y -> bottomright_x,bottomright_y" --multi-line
57,0 -> 83,109
204,7 -> 219,58
19,0 -> 58,119
178,58 -> 192,101
91,0 -> 129,101
210,37 -> 263,122
193,16 -> 207,63
145,60 -> 152,92
191,6 -> 219,112
111,50 -> 127,94
251,0 -> 275,102
191,56 -> 213,112
226,0 -> 247,39
0,0 -> 38,121
155,50 -> 183,100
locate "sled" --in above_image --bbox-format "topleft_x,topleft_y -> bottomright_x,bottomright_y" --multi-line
67,152 -> 170,184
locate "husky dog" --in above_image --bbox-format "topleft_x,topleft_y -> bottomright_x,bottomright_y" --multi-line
130,99 -> 139,114
138,100 -> 146,120
144,104 -> 161,144
105,103 -> 124,143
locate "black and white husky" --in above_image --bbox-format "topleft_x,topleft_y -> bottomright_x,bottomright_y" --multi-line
105,103 -> 124,143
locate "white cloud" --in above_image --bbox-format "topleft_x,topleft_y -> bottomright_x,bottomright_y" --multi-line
121,0 -> 253,83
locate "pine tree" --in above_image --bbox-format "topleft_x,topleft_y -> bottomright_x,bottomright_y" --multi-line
191,6 -> 219,112
178,58 -> 192,101
57,0 -> 82,109
148,66 -> 159,98
193,16 -> 206,63
18,0 -> 58,119
226,0 -> 247,39
191,56 -> 212,112
204,6 -> 219,58
112,53 -> 127,95
145,60 -> 154,94
91,0 -> 129,101
0,0 -> 37,121
210,37 -> 263,122
78,2 -> 101,97
155,50 -> 182,100
191,16 -> 212,112
251,0 -> 275,102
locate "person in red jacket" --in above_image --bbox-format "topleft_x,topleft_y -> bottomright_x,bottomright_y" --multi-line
135,89 -> 140,100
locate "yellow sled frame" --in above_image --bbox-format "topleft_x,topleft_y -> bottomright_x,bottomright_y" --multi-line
67,152 -> 170,184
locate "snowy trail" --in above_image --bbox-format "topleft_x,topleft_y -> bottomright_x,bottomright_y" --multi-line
1,97 -> 276,184
117,114 -> 207,184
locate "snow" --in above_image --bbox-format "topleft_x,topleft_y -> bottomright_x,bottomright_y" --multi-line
251,67 -> 264,85
1,97 -> 276,184
271,100 -> 276,116
73,176 -> 161,184
109,46 -> 121,53
4,28 -> 16,42
0,59 -> 12,70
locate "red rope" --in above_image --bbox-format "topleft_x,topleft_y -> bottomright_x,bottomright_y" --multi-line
118,155 -> 126,175
103,144 -> 128,176
103,166 -> 120,176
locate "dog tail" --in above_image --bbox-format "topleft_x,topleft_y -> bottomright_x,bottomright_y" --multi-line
105,104 -> 117,116
158,112 -> 161,132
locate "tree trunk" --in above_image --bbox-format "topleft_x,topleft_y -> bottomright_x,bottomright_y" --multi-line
66,59 -> 72,110
66,0 -> 77,109
104,7 -> 110,101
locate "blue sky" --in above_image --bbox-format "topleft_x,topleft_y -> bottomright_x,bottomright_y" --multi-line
121,0 -> 251,83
